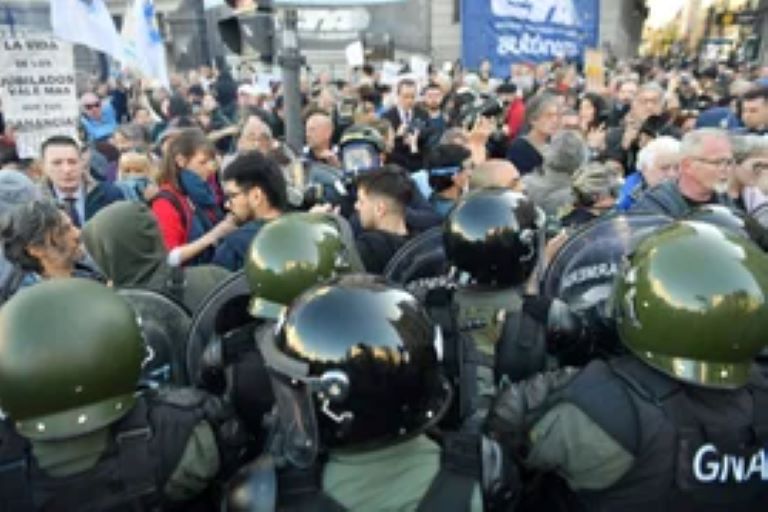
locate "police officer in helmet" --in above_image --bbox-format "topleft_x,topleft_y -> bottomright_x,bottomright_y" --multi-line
431,187 -> 549,429
486,221 -> 768,511
227,274 -> 495,511
198,212 -> 364,434
0,278 -> 254,511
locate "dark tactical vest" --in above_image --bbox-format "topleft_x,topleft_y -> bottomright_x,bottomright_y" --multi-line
425,286 -> 547,430
563,356 -> 768,512
0,388 -> 245,512
266,432 -> 502,512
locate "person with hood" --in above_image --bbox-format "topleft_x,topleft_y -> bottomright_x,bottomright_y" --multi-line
522,129 -> 589,218
83,201 -> 230,313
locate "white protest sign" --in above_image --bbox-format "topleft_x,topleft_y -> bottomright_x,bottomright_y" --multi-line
409,54 -> 430,85
380,60 -> 403,87
345,40 -> 365,67
0,35 -> 78,158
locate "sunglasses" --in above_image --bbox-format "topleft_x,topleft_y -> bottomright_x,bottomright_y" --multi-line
84,103 -> 101,110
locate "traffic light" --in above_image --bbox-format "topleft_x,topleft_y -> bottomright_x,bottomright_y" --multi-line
218,1 -> 275,61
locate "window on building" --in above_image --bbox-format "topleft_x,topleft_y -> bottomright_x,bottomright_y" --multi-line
453,0 -> 460,24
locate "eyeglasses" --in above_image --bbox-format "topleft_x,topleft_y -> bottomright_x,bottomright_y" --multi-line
691,157 -> 736,169
84,103 -> 100,110
223,189 -> 246,204
749,160 -> 768,176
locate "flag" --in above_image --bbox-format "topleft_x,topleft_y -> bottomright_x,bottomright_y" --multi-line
121,0 -> 170,90
49,0 -> 123,61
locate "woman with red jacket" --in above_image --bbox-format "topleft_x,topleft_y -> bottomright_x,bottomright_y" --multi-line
152,128 -> 235,265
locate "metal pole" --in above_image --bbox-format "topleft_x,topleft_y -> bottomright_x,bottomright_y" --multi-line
194,0 -> 211,66
280,8 -> 303,152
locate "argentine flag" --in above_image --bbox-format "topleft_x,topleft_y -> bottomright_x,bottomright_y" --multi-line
121,0 -> 170,90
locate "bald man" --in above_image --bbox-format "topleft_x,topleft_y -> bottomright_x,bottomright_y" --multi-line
303,112 -> 340,167
470,159 -> 524,192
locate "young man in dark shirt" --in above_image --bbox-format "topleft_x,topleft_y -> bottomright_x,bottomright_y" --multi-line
354,166 -> 412,274
213,150 -> 286,271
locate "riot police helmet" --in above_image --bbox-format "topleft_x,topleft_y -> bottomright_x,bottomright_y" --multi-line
0,278 -> 144,439
260,274 -> 450,459
613,221 -> 768,388
444,187 -> 545,286
245,212 -> 364,320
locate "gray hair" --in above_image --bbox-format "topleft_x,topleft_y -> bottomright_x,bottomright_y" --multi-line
572,162 -> 620,201
114,123 -> 150,150
680,128 -> 730,158
0,171 -> 41,217
1,198 -> 64,274
544,130 -> 589,175
636,136 -> 681,172
525,92 -> 559,125
731,134 -> 768,163
638,81 -> 664,98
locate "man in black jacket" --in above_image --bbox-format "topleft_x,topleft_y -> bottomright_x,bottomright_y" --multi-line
382,78 -> 430,172
354,166 -> 412,273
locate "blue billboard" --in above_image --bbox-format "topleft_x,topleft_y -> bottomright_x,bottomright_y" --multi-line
462,0 -> 600,74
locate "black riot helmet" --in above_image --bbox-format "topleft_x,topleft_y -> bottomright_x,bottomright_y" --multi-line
260,274 -> 450,462
444,188 -> 545,287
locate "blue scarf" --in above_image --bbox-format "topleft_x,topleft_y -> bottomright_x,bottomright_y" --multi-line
179,170 -> 222,229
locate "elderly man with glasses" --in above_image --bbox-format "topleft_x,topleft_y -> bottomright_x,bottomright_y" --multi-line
631,128 -> 737,218
79,91 -> 117,142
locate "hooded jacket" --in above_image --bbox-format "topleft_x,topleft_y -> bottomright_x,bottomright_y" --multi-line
82,202 -> 230,314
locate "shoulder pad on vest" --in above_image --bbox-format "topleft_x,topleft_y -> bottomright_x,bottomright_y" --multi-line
562,359 -> 641,455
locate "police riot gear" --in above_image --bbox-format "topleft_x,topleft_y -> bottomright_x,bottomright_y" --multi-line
0,279 -> 143,440
444,188 -> 545,287
614,220 -> 768,388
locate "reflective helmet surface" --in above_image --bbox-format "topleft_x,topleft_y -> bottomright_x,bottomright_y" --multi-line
265,274 -> 450,451
339,125 -> 386,173
338,124 -> 386,153
245,213 -> 362,319
0,279 -> 143,439
613,221 -> 768,388
444,188 -> 544,286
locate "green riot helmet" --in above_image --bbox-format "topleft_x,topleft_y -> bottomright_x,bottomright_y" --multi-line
245,212 -> 364,320
260,274 -> 450,460
0,279 -> 144,440
338,124 -> 386,173
613,221 -> 768,389
444,187 -> 546,287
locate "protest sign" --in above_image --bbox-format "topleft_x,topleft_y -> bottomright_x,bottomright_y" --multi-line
584,48 -> 605,91
0,35 -> 78,158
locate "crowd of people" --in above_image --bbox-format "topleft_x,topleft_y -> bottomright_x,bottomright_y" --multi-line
0,53 -> 767,510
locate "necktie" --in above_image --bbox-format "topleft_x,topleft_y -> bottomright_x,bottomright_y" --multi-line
63,197 -> 80,227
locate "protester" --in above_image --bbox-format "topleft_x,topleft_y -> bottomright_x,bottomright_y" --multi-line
506,92 -> 561,175
425,143 -> 473,217
79,91 -> 118,142
0,171 -> 40,302
213,150 -> 287,271
82,201 -> 230,312
522,129 -> 589,217
354,166 -> 412,273
40,135 -> 124,225
617,135 -> 681,211
151,128 -> 235,265
383,78 -> 430,171
1,198 -> 101,286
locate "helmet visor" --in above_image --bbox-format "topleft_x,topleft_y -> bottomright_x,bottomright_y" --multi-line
341,142 -> 380,174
